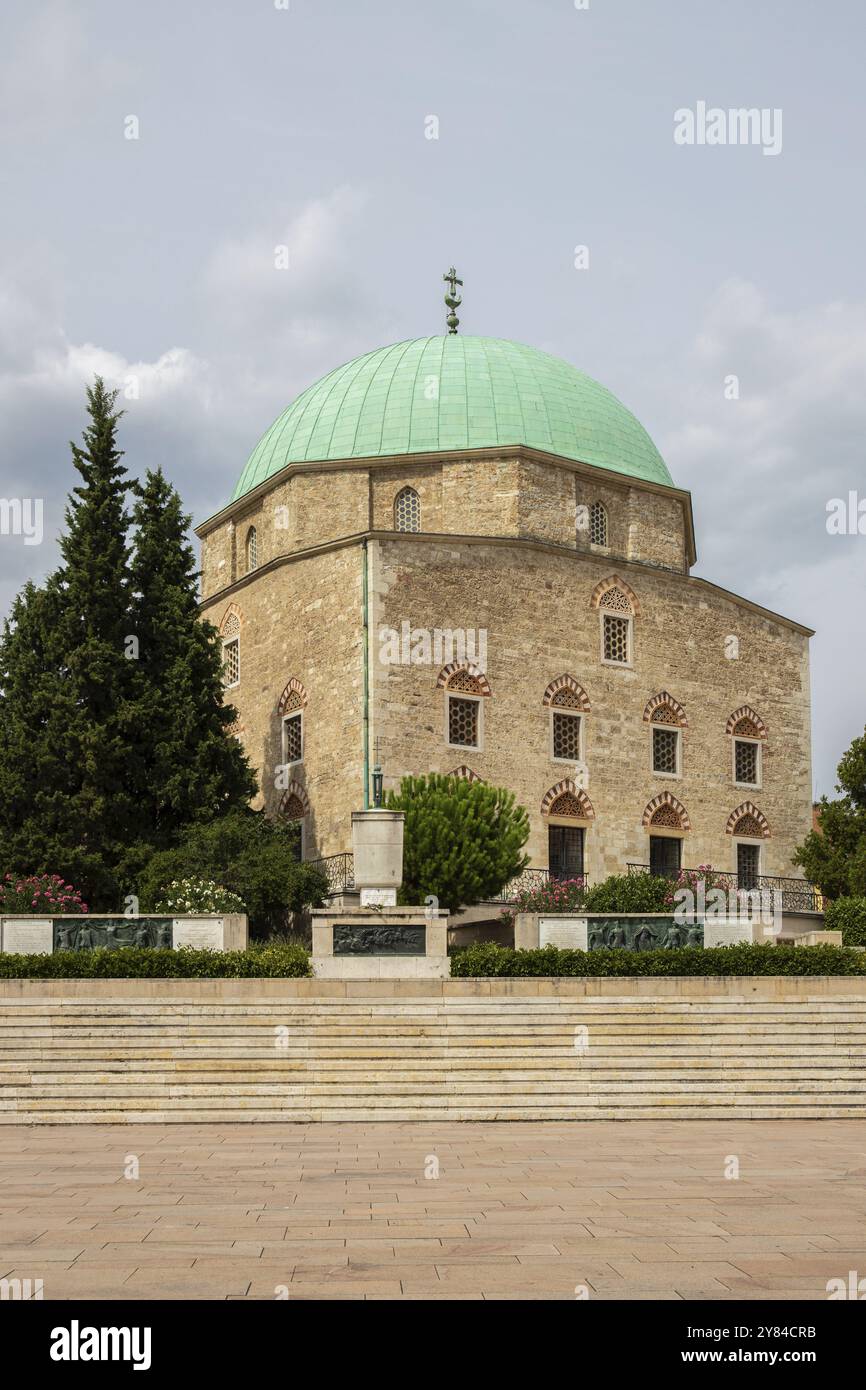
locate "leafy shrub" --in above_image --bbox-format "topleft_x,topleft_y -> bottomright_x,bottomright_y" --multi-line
823,896 -> 866,947
0,873 -> 88,915
0,942 -> 312,978
515,877 -> 587,913
583,873 -> 671,913
794,728 -> 866,898
451,942 -> 866,977
152,878 -> 246,915
137,812 -> 327,937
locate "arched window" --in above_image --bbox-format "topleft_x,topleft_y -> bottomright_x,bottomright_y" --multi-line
726,802 -> 770,890
220,610 -> 241,688
438,663 -> 491,750
394,486 -> 421,532
596,585 -> 634,666
278,782 -> 309,862
644,693 -> 687,778
642,792 -> 690,878
726,706 -> 767,788
545,681 -> 590,764
589,501 -> 608,547
245,526 -> 258,573
277,679 -> 308,768
541,781 -> 594,882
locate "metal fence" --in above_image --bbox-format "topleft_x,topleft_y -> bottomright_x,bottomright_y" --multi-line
308,853 -> 355,894
626,863 -> 822,914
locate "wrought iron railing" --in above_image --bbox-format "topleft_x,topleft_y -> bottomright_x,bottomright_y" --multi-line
626,863 -> 822,914
309,852 -> 355,894
490,869 -> 590,904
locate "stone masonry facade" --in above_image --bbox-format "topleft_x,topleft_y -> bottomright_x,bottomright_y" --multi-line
197,448 -> 813,884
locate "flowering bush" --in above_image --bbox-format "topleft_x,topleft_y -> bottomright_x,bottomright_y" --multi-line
515,876 -> 587,914
0,873 -> 88,915
661,865 -> 732,909
152,878 -> 246,915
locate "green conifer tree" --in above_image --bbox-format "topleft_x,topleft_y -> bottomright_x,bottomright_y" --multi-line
0,381 -> 258,905
386,773 -> 530,913
0,381 -> 137,899
126,467 -> 257,858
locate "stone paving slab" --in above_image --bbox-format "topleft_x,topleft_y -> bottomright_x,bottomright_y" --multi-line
0,1120 -> 864,1300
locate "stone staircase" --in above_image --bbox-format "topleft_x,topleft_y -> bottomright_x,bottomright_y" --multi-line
2,989 -> 866,1122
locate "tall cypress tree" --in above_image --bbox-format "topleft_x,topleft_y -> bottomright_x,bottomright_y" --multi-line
0,381 -> 138,899
0,380 -> 258,905
126,467 -> 257,853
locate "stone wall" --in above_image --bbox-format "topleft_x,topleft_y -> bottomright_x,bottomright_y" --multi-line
370,534 -> 811,880
200,542 -> 366,859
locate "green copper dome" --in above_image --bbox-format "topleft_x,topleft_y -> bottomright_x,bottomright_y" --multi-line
229,336 -> 672,502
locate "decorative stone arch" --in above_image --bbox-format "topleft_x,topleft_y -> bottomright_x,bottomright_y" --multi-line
278,782 -> 310,820
643,691 -> 688,727
642,791 -> 691,832
542,674 -> 591,712
436,661 -> 492,696
726,705 -> 768,740
447,766 -> 484,783
590,573 -> 641,616
277,678 -> 308,715
219,603 -> 243,636
726,802 -> 771,838
541,780 -> 595,821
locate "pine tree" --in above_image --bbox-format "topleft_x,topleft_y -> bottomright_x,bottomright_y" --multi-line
386,773 -> 530,913
0,381 -> 138,900
126,468 -> 257,855
0,380 -> 258,905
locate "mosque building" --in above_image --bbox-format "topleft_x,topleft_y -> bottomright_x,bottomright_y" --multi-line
195,273 -> 813,901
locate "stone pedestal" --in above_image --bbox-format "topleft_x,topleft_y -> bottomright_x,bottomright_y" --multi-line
351,810 -> 404,895
311,905 -> 449,979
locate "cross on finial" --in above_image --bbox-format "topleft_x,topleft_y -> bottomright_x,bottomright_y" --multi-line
373,735 -> 383,763
443,266 -> 463,334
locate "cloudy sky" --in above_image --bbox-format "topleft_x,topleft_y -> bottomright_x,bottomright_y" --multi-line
1,0 -> 864,795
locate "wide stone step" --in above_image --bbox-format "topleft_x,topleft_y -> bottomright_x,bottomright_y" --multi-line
4,987 -> 864,1122
2,1075 -> 863,1099
6,1039 -> 866,1056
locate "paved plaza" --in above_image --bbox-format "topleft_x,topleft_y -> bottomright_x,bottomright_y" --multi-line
1,1120 -> 865,1300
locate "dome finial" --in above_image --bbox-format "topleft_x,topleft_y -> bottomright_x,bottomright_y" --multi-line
443,266 -> 463,334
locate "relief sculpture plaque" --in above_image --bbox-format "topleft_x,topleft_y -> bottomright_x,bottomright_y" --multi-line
333,924 -> 426,956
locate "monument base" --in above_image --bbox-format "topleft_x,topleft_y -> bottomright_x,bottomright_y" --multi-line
311,905 -> 449,979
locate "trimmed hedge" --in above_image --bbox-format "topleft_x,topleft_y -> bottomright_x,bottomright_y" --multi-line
450,942 -> 866,977
0,944 -> 312,979
824,896 -> 866,947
